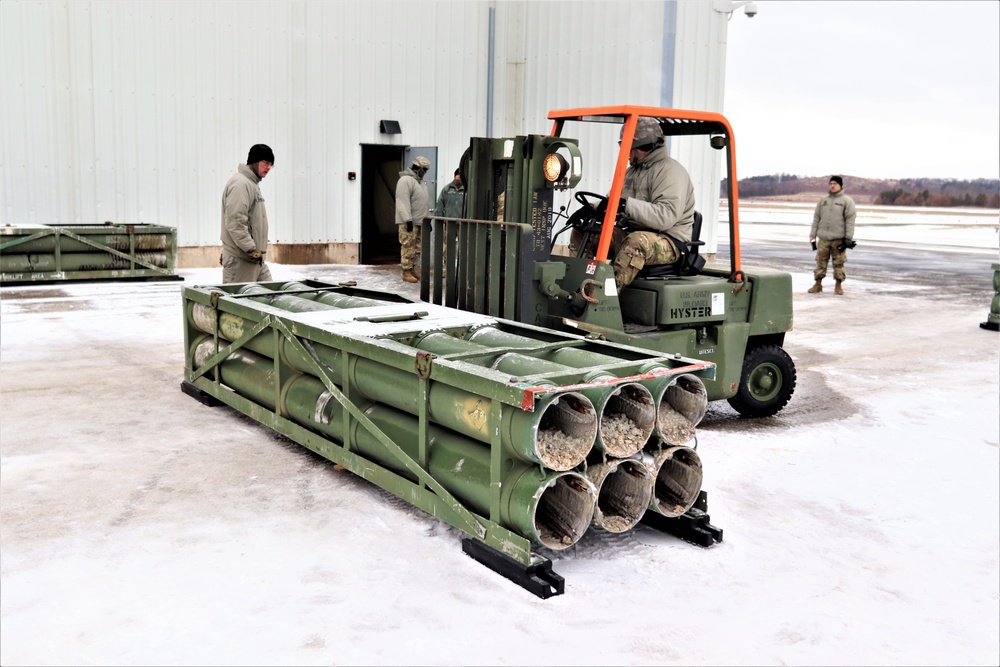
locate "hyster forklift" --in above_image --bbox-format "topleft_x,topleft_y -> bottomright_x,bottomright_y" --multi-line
420,105 -> 796,418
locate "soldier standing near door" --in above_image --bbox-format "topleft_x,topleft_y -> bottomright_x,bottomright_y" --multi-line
395,156 -> 431,283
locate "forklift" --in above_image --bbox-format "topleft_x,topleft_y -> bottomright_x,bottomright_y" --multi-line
421,105 -> 796,418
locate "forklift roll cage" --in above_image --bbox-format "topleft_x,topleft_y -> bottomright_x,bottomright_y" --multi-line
547,105 -> 743,280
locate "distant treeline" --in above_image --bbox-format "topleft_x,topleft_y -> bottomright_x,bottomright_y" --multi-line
723,174 -> 1000,208
875,180 -> 999,208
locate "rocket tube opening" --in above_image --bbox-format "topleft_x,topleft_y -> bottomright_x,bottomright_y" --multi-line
588,458 -> 653,533
646,446 -> 704,518
533,472 -> 597,550
657,374 -> 708,445
599,383 -> 656,458
532,391 -> 597,471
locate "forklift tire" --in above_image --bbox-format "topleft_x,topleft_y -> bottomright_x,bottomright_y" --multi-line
727,344 -> 796,418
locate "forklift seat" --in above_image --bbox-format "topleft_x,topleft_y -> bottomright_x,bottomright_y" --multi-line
636,211 -> 706,279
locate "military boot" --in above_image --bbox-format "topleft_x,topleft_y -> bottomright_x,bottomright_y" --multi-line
807,280 -> 823,293
402,269 -> 419,283
834,280 -> 844,295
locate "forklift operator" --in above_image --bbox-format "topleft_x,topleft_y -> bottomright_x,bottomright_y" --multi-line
604,117 -> 697,290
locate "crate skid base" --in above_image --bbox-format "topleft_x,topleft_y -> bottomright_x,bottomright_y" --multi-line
640,508 -> 723,547
180,380 -> 223,406
462,538 -> 564,599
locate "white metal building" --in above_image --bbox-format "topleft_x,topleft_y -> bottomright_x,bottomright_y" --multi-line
0,0 -> 748,267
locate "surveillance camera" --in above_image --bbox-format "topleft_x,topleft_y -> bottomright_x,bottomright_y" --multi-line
744,2 -> 758,17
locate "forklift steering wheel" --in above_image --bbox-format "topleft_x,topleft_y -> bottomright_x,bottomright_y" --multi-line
574,191 -> 608,219
566,191 -> 608,233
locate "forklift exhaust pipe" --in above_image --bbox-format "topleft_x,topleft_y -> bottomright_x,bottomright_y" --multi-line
642,446 -> 704,518
586,458 -> 653,533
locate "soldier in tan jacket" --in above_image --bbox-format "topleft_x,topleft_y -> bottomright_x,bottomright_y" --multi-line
611,118 -> 696,290
808,175 -> 857,295
221,144 -> 274,283
569,118 -> 696,291
395,156 -> 431,283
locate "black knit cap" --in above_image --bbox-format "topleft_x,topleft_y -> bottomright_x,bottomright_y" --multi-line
830,175 -> 843,187
247,144 -> 275,165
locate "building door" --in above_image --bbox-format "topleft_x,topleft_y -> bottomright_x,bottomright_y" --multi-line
359,144 -> 438,265
360,144 -> 405,265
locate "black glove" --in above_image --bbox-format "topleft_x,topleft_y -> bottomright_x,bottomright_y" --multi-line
616,197 -> 628,217
836,239 -> 857,252
405,220 -> 413,233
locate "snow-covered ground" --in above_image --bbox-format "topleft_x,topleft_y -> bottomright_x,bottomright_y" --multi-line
1,206 -> 998,666
734,200 -> 999,250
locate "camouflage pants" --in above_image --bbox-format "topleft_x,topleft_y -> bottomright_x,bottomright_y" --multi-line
611,229 -> 678,290
814,238 -> 848,282
398,223 -> 421,271
221,251 -> 272,284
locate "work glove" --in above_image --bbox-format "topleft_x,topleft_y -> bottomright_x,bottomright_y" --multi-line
616,197 -> 629,217
248,249 -> 263,262
405,220 -> 413,233
836,239 -> 857,252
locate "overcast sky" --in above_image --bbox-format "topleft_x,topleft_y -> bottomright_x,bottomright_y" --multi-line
721,0 -> 1000,181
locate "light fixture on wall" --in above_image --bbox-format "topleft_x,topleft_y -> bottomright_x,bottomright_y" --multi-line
379,120 -> 401,134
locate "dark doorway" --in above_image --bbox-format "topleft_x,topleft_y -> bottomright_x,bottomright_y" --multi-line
360,144 -> 405,264
360,144 -> 439,265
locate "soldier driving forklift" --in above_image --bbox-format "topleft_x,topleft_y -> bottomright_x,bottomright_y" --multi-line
421,105 -> 796,419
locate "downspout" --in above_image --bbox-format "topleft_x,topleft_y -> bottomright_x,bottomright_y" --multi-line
661,0 -> 678,151
486,4 -> 496,137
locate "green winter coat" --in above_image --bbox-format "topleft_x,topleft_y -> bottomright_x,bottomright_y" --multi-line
435,180 -> 466,218
811,191 -> 857,241
395,168 -> 430,225
221,164 -> 269,259
620,145 -> 696,242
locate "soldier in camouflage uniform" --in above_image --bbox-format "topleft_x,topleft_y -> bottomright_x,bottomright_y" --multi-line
395,156 -> 431,283
808,175 -> 856,295
571,117 -> 696,291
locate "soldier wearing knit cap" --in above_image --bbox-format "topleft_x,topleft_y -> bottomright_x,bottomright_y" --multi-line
395,156 -> 431,283
808,175 -> 857,295
570,117 -> 696,290
220,144 -> 274,283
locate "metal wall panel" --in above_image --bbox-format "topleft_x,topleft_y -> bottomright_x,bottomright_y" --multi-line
491,1 -> 674,228
1,0 -> 731,257
0,0 -> 489,248
493,1 -> 731,254
673,0 -> 731,254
